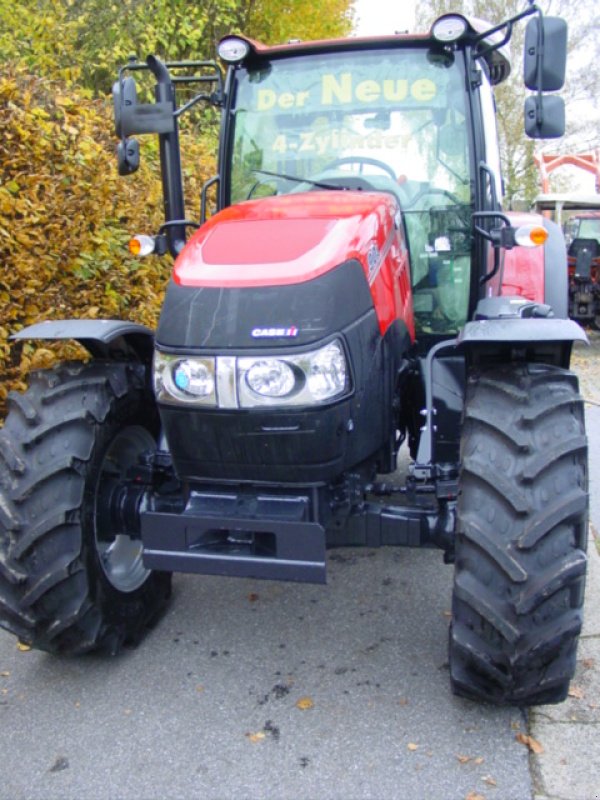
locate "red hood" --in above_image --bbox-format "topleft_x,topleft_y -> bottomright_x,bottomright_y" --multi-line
173,192 -> 400,288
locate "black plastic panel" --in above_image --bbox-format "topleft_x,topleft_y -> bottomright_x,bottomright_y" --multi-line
156,260 -> 374,350
159,310 -> 397,482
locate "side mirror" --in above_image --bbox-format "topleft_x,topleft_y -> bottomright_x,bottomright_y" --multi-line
113,77 -> 138,139
117,138 -> 140,175
112,75 -> 175,138
524,95 -> 565,139
523,17 -> 567,91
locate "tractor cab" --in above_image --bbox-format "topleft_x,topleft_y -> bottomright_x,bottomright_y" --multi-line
113,8 -> 568,342
222,37 -> 474,336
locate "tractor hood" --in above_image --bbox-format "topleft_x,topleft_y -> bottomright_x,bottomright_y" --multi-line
173,191 -> 400,288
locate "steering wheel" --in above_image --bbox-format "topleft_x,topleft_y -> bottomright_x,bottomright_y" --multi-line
322,156 -> 397,181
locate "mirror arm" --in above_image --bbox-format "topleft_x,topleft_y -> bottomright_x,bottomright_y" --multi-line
174,92 -> 219,118
472,4 -> 539,61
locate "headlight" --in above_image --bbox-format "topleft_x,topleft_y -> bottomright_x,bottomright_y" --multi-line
245,359 -> 297,398
154,339 -> 350,409
173,360 -> 215,397
238,339 -> 349,408
306,341 -> 347,400
154,352 -> 217,406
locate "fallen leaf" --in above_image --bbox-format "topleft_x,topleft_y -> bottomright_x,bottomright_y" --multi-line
457,755 -> 471,764
474,757 -> 485,765
466,794 -> 485,800
49,756 -> 69,773
482,776 -> 497,786
196,685 -> 204,693
296,696 -> 314,710
248,593 -> 259,602
398,697 -> 409,706
568,685 -> 584,700
443,610 -> 452,618
0,671 -> 9,677
516,733 -> 544,754
582,658 -> 595,670
407,742 -> 419,751
246,731 -> 266,743
16,642 -> 31,652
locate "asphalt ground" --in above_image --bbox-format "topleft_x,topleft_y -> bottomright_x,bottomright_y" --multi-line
0,339 -> 599,800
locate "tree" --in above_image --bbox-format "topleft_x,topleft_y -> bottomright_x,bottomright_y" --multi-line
0,0 -> 354,95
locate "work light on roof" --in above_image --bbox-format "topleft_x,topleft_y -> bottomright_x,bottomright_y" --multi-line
218,37 -> 250,64
431,15 -> 469,43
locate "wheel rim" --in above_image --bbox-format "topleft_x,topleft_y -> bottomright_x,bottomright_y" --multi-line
94,426 -> 154,592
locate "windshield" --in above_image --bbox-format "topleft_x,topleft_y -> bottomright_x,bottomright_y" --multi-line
577,217 -> 600,244
229,48 -> 473,334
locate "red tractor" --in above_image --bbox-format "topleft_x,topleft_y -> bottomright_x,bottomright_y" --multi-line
533,193 -> 600,325
0,6 -> 589,705
566,210 -> 600,324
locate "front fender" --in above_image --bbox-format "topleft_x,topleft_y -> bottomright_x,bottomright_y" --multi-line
458,317 -> 588,369
11,319 -> 155,363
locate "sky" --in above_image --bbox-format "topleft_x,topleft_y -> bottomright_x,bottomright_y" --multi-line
352,0 -> 416,36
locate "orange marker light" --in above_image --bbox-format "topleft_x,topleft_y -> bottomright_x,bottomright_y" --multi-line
128,234 -> 155,257
515,224 -> 549,248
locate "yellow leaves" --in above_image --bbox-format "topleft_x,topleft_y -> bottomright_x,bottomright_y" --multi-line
407,742 -> 419,752
29,348 -> 58,371
16,641 -> 31,651
568,685 -> 585,700
515,733 -> 544,754
295,696 -> 314,710
55,95 -> 74,108
0,67 -> 188,419
246,731 -> 266,743
457,755 -> 485,765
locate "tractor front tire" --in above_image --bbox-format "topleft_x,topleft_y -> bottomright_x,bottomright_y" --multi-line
450,363 -> 588,705
0,362 -> 171,656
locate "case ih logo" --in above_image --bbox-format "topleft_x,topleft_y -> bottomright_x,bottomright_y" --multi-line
251,326 -> 299,338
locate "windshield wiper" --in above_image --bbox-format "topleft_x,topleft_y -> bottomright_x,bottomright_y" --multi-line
251,168 -> 358,192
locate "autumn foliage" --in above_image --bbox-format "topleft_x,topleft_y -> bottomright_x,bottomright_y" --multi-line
0,68 -> 214,416
0,0 -> 354,420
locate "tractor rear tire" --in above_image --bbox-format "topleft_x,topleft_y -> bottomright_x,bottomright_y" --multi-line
449,362 -> 588,705
0,361 -> 171,655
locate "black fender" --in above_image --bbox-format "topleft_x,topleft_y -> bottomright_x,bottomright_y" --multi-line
458,317 -> 588,369
11,319 -> 155,363
543,217 -> 569,318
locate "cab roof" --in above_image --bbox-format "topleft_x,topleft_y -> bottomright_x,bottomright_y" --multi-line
224,17 -> 511,85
